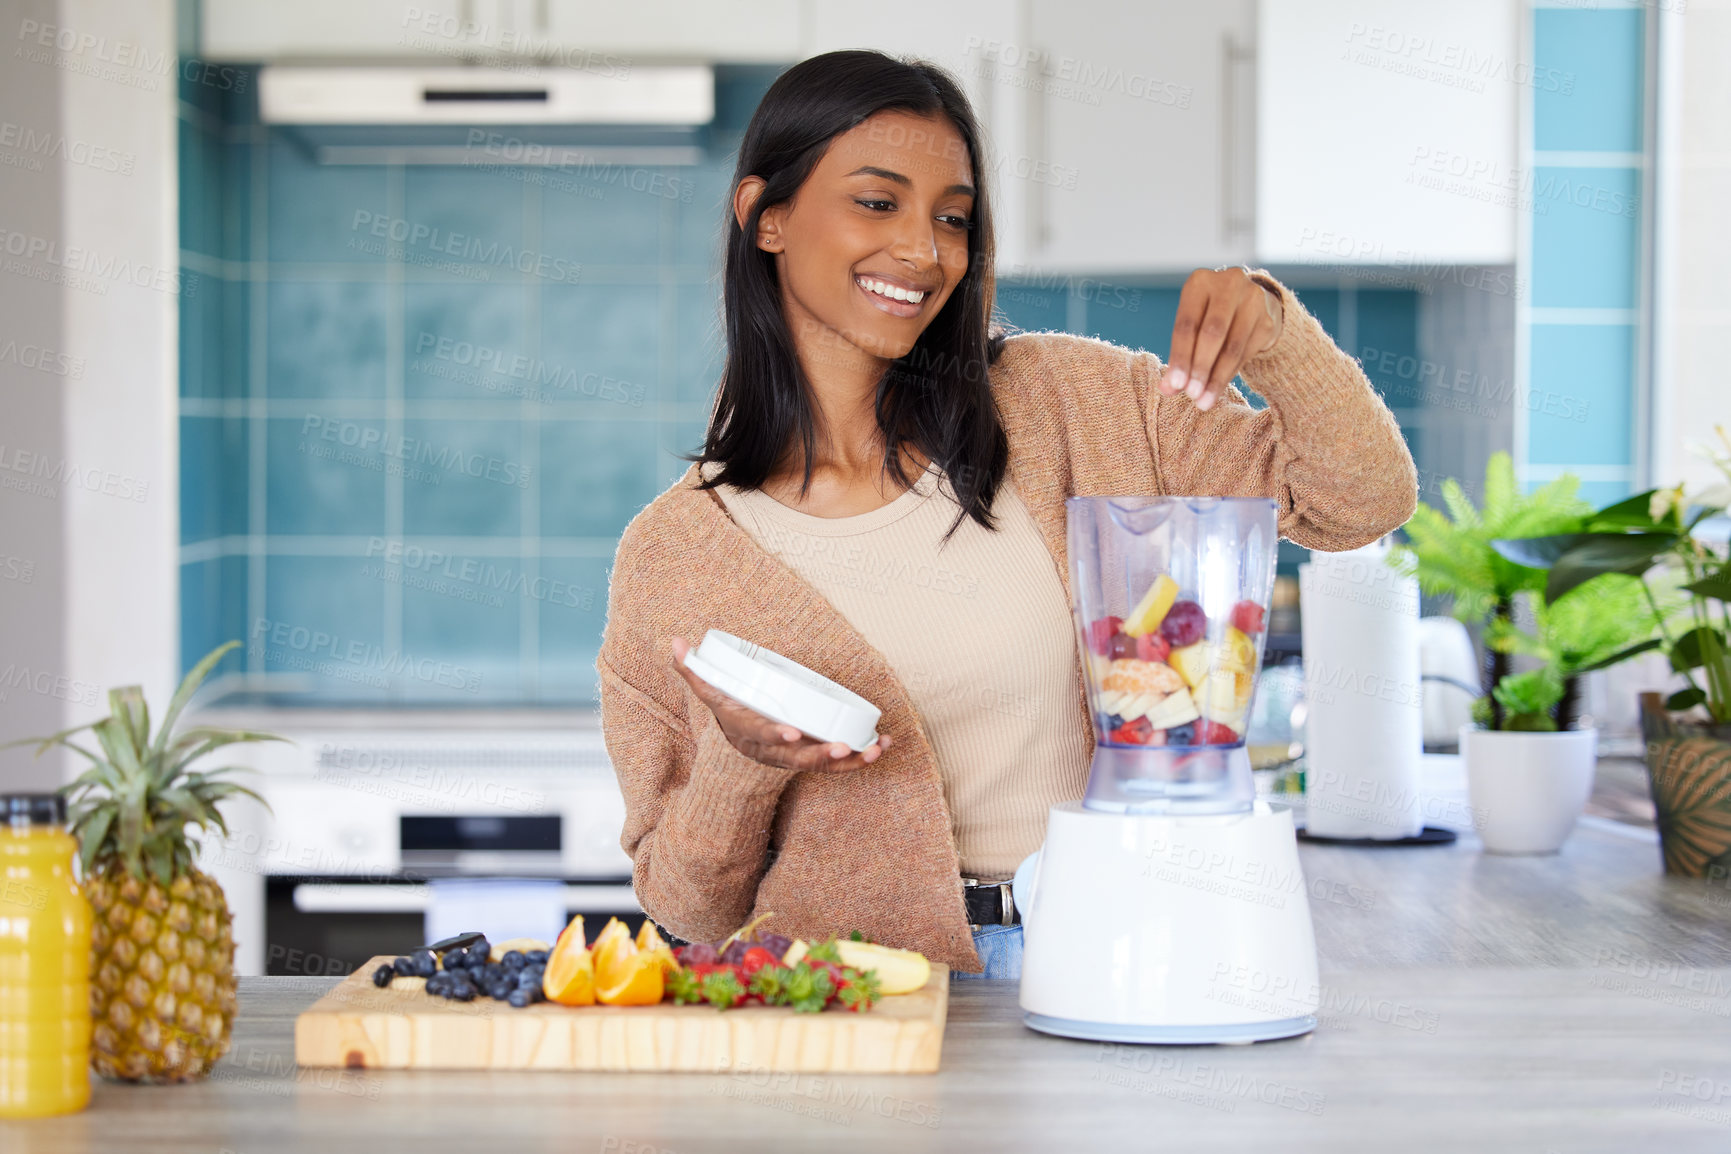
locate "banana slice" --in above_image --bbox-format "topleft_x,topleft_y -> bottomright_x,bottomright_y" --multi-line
489,937 -> 552,962
1145,688 -> 1200,729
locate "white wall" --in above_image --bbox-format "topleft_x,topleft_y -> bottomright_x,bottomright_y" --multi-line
0,0 -> 70,792
1653,0 -> 1731,494
0,0 -> 179,790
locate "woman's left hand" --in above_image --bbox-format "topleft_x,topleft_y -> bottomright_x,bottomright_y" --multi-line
1159,268 -> 1284,412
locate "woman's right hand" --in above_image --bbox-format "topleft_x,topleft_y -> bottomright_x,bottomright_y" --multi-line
670,636 -> 893,772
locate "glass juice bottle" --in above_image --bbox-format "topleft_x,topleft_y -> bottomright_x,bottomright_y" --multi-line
0,793 -> 92,1118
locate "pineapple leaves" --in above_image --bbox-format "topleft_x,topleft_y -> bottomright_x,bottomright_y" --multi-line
186,776 -> 269,813
151,639 -> 241,761
166,727 -> 288,772
13,640 -> 282,881
64,762 -> 125,798
0,719 -> 100,758
74,806 -> 116,876
109,686 -> 151,761
52,741 -> 114,773
92,716 -> 144,778
116,774 -> 149,880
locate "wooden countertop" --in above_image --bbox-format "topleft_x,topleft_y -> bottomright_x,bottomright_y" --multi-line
8,819 -> 1731,1152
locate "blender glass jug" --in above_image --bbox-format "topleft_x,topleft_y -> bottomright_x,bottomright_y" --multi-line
1069,496 -> 1279,814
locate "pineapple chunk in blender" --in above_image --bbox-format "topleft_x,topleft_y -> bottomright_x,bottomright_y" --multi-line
1167,641 -> 1212,689
1168,629 -> 1257,691
1122,574 -> 1179,637
1193,669 -> 1252,732
1220,627 -> 1257,673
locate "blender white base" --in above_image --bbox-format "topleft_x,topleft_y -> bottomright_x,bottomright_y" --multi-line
1022,1012 -> 1317,1045
1016,801 -> 1320,1045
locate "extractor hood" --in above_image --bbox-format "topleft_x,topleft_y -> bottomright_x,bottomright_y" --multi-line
257,65 -> 714,166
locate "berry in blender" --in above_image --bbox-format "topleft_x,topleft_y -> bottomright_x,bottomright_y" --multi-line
1158,600 -> 1207,647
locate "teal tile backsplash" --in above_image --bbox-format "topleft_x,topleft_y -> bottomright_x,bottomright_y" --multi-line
1521,6 -> 1646,491
400,419 -> 528,538
537,420 -> 664,541
264,416 -> 389,537
266,281 -> 390,398
266,137 -> 389,265
177,65 -> 776,700
1533,7 -> 1645,154
538,283 -> 662,401
402,284 -> 531,401
1530,166 -> 1642,310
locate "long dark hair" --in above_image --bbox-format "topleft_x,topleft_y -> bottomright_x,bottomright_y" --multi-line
689,50 -> 1009,539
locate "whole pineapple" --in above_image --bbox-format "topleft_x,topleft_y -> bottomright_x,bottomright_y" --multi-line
14,641 -> 279,1082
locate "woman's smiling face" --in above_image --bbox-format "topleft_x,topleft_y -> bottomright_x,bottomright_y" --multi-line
743,109 -> 977,363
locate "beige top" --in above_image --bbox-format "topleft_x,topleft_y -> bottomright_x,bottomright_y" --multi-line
707,461 -> 1088,881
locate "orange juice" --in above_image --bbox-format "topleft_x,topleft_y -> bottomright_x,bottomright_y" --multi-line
0,794 -> 92,1118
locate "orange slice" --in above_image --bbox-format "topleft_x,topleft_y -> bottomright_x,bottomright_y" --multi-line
542,915 -> 595,1006
596,952 -> 665,1006
592,917 -> 634,974
635,921 -> 677,974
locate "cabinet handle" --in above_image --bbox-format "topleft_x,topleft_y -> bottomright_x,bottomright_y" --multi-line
1028,44 -> 1050,253
1220,33 -> 1256,244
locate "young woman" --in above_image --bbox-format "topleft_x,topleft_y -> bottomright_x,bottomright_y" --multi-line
596,51 -> 1416,977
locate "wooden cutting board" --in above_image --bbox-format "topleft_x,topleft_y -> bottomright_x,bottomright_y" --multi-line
295,957 -> 950,1073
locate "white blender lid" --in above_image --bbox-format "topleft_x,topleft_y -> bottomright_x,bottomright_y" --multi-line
681,630 -> 882,752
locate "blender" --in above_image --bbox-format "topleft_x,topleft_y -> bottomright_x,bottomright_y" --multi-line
1013,497 -> 1320,1043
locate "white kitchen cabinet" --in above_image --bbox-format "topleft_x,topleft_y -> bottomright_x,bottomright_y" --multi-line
799,1 -> 1021,264
544,0 -> 801,63
800,1 -> 1007,119
1256,0 -> 1519,265
801,0 -> 1254,274
201,0 -> 800,63
202,0 -> 465,60
1016,0 -> 1257,274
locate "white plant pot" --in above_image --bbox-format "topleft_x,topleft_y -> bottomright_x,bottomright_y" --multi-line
1460,725 -> 1598,854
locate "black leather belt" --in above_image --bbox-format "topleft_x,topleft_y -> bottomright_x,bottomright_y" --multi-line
962,878 -> 1019,928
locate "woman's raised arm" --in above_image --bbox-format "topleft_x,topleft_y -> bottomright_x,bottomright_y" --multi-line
1143,273 -> 1418,551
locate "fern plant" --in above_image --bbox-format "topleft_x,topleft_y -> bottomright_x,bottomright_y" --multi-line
1390,452 -> 1595,728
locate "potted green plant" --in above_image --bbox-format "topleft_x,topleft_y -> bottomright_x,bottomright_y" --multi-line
1492,428 -> 1731,874
1460,575 -> 1660,852
1392,454 -> 1659,853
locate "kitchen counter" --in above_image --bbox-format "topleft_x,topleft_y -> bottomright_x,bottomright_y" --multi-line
10,816 -> 1731,1152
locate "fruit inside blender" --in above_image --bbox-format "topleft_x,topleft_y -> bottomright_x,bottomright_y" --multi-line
1084,573 -> 1267,750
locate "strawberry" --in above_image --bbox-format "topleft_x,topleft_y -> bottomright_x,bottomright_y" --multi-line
1135,633 -> 1170,662
1088,616 -> 1124,657
1109,716 -> 1156,745
740,947 -> 777,976
1230,600 -> 1266,634
1197,720 -> 1240,746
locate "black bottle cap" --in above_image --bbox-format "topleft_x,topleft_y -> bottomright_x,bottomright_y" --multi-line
2,793 -> 67,828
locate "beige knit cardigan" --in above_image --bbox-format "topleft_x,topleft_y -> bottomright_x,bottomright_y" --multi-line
595,275 -> 1418,973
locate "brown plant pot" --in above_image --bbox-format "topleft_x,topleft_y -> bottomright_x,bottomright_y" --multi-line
1638,693 -> 1731,878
